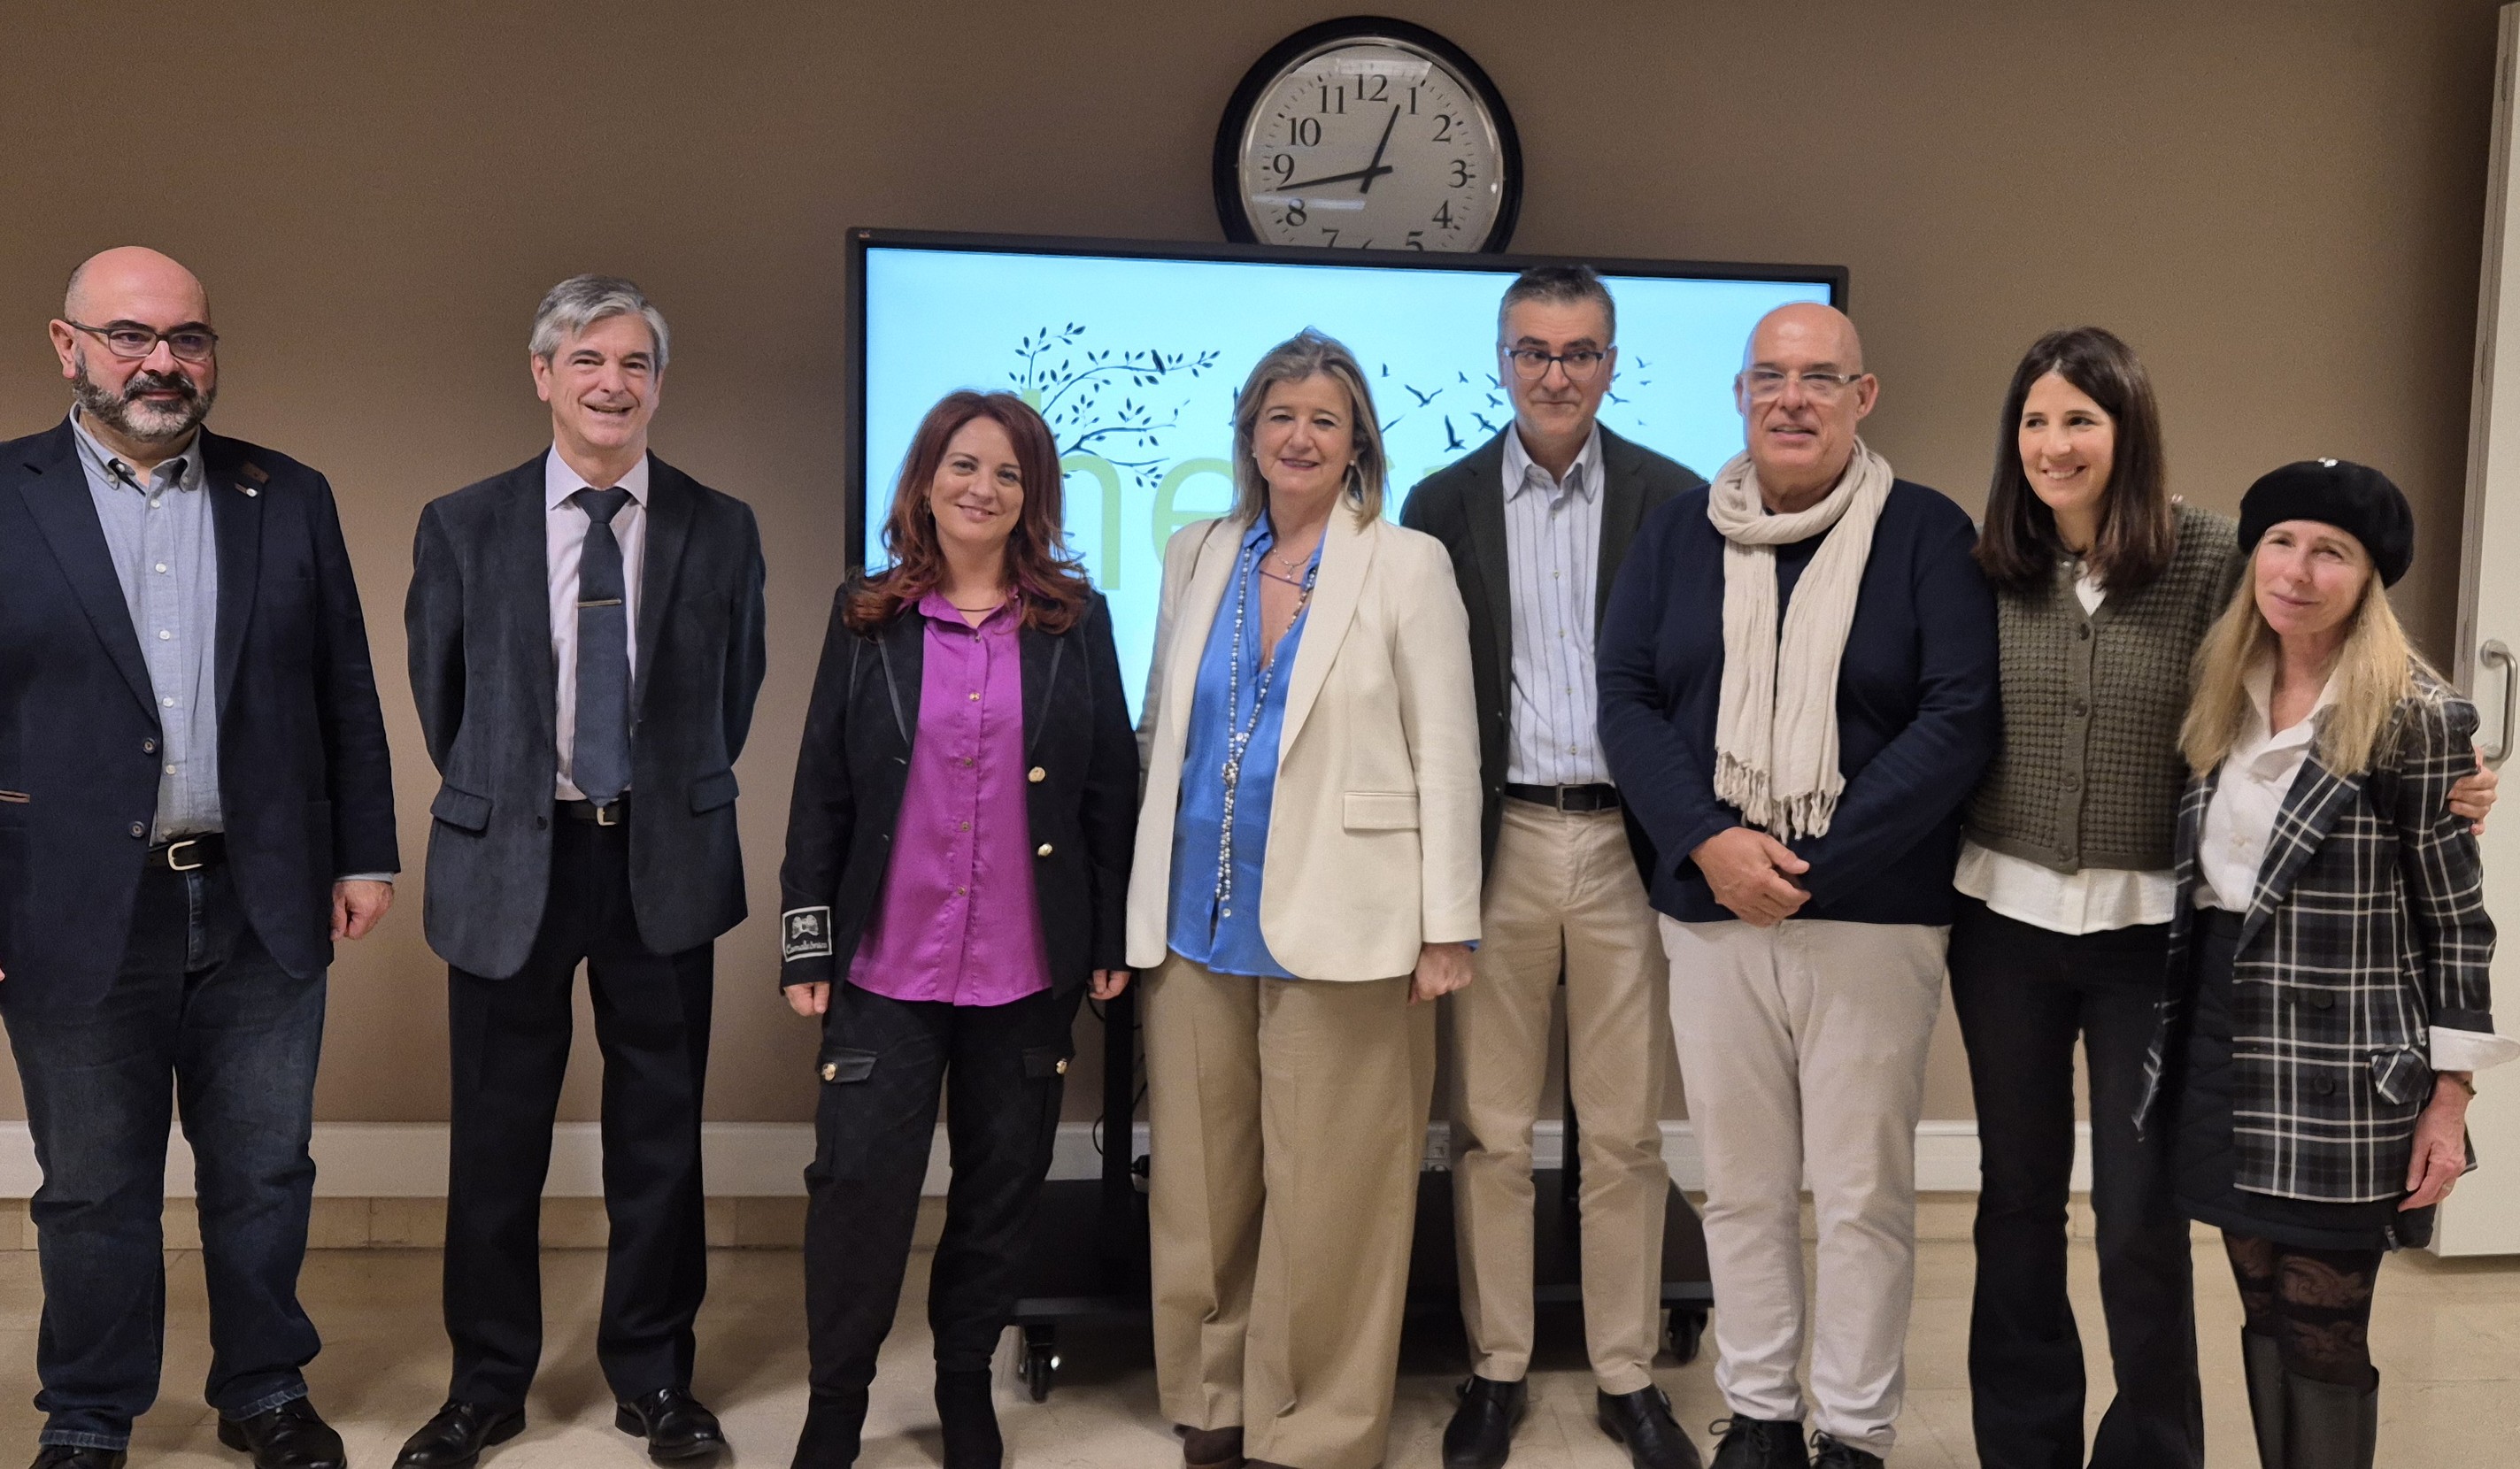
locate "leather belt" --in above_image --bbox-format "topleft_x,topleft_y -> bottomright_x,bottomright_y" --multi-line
1503,782 -> 1622,813
145,834 -> 227,872
557,795 -> 632,826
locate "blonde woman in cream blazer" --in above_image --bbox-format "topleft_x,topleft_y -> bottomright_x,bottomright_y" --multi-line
1129,330 -> 1480,1469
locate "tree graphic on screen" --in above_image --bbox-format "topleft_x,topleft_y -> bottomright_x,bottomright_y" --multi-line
1012,324 -> 1222,490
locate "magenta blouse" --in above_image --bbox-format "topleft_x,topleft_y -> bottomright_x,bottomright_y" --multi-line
844,592 -> 1052,1007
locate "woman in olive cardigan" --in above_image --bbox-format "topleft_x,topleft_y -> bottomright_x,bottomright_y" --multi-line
1949,329 -> 2490,1469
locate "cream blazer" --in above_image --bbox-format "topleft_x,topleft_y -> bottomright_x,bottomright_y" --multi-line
1125,507 -> 1482,981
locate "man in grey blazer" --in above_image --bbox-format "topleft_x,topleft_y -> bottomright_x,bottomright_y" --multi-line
398,276 -> 767,1469
1401,266 -> 1707,1469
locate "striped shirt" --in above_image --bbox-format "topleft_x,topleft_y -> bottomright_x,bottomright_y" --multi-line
1500,425 -> 1606,786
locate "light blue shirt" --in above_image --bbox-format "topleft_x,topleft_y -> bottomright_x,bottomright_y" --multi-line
1499,423 -> 1607,785
69,411 -> 220,842
1167,518 -> 1319,979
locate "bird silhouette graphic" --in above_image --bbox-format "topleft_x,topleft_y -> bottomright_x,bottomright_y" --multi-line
1405,384 -> 1439,407
1443,416 -> 1465,452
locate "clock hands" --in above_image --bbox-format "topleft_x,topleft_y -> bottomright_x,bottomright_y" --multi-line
1276,163 -> 1394,191
1276,104 -> 1405,193
1357,103 -> 1399,195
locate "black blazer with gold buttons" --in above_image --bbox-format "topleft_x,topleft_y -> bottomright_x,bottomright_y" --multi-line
776,585 -> 1137,996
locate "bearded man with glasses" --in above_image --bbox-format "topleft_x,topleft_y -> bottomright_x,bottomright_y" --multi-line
0,247 -> 400,1469
1598,304 -> 1999,1469
1403,265 -> 1709,1469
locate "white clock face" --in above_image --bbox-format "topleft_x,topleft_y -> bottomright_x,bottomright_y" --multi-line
1235,41 -> 1507,251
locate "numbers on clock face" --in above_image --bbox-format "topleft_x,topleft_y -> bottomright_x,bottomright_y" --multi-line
1236,42 -> 1504,250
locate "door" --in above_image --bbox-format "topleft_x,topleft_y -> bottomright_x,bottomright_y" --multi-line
2438,1 -> 2520,1257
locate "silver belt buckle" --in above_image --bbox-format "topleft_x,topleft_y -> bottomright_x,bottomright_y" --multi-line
165,837 -> 204,872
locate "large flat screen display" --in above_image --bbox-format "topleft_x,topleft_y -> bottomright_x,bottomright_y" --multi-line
849,230 -> 1846,714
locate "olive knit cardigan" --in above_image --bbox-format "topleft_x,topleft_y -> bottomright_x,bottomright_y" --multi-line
1963,502 -> 2241,873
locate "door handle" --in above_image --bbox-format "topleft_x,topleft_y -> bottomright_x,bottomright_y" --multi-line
2482,640 -> 2518,766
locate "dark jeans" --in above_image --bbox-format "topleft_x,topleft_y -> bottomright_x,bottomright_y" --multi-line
802,981 -> 1076,1398
1,864 -> 326,1451
443,815 -> 714,1410
1948,896 -> 2202,1469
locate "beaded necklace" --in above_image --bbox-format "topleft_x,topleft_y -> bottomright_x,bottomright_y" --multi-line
1214,537 -> 1318,923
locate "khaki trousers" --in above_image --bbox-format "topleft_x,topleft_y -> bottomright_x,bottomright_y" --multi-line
1447,801 -> 1669,1393
1144,954 -> 1436,1469
1661,916 -> 1946,1460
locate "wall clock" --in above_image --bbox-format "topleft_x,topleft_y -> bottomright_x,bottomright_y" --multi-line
1214,17 -> 1522,253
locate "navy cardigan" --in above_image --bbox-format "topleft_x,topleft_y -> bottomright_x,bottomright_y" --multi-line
1597,479 -> 2000,927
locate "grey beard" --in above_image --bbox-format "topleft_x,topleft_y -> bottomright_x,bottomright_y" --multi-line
71,357 -> 214,445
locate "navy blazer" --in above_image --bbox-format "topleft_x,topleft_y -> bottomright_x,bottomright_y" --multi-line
775,588 -> 1138,997
406,452 -> 767,979
1597,479 -> 2000,926
0,420 -> 398,1009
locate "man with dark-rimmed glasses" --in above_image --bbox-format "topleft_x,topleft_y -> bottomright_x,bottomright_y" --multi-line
0,246 -> 398,1469
1404,265 -> 1709,1469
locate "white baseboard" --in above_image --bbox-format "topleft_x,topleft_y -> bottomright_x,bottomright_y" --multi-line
0,1118 -> 2089,1199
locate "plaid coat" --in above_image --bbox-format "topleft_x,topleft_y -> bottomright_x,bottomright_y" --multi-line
2139,673 -> 2496,1204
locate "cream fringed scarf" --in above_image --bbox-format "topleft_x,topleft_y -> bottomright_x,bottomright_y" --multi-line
1707,440 -> 1895,840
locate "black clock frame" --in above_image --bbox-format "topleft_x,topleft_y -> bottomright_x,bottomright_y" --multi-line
1212,15 -> 1524,253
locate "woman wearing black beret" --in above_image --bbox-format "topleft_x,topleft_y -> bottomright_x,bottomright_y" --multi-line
2149,459 -> 2516,1469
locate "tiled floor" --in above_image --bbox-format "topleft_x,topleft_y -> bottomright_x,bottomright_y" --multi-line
0,1204 -> 2512,1466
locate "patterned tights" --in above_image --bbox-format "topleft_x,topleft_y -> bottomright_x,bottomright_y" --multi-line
2223,1231 -> 2383,1388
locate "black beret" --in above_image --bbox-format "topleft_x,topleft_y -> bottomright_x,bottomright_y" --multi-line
2236,458 -> 2415,588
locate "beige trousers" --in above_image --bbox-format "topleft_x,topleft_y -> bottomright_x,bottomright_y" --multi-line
1661,916 -> 1946,1459
1447,800 -> 1669,1393
1144,953 -> 1436,1469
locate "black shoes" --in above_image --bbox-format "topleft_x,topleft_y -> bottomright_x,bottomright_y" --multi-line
217,1398 -> 347,1469
395,1402 -> 526,1469
936,1370 -> 1002,1469
615,1387 -> 728,1464
1178,1425 -> 1245,1469
1808,1434 -> 1883,1469
1442,1376 -> 1529,1469
30,1450 -> 126,1469
790,1389 -> 868,1469
1709,1416 -> 1808,1469
1597,1386 -> 1704,1469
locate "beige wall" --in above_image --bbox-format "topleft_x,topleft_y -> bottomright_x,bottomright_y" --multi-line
0,0 -> 2501,1128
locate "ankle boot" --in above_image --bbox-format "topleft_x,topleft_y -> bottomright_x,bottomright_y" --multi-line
2241,1331 -> 2286,1467
791,1390 -> 869,1469
2281,1367 -> 2377,1469
936,1370 -> 1003,1469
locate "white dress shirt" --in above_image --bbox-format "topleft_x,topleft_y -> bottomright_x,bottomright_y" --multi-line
2198,658 -> 2516,1073
544,448 -> 650,801
2195,659 -> 2332,916
1499,424 -> 1607,787
1956,569 -> 2177,933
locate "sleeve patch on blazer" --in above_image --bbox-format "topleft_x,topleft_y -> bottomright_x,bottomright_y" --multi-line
782,907 -> 835,961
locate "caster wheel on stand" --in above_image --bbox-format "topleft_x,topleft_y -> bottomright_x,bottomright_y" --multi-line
1666,1306 -> 1707,1365
1021,1324 -> 1058,1402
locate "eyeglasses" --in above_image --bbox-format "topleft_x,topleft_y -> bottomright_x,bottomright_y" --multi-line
1500,346 -> 1610,383
1740,367 -> 1864,404
66,319 -> 219,364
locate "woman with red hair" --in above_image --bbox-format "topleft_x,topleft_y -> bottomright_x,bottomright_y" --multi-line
775,391 -> 1139,1466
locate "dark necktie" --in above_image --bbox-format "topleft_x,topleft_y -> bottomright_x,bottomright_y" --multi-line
572,487 -> 634,807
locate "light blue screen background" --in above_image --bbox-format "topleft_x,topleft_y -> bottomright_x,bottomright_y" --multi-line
862,245 -> 1830,714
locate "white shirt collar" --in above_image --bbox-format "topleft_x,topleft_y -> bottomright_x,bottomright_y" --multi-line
1501,422 -> 1603,504
543,446 -> 651,511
